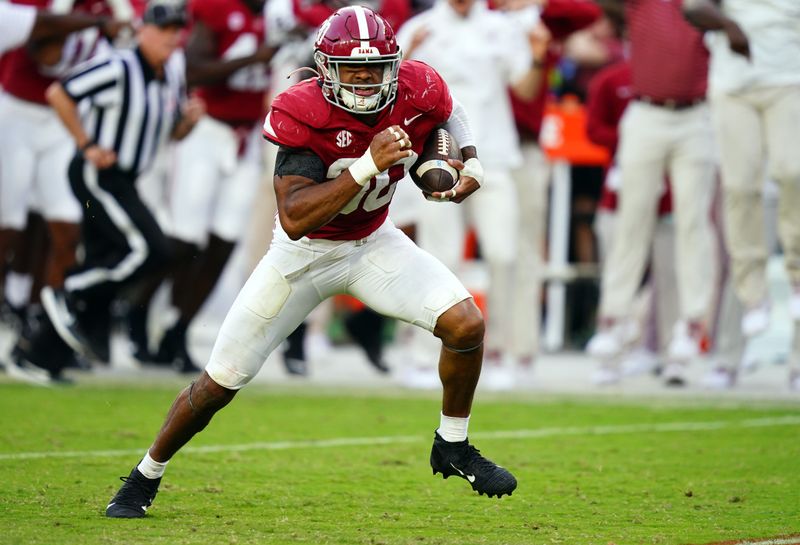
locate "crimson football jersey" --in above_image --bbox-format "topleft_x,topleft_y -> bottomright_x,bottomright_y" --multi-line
263,60 -> 452,241
1,0 -> 110,104
190,0 -> 270,123
1,0 -> 57,104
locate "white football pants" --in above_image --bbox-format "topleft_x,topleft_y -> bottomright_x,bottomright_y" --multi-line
205,218 -> 472,389
599,101 -> 717,323
711,85 -> 800,307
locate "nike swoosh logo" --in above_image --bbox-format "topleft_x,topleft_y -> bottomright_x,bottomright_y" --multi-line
404,113 -> 423,126
449,462 -> 476,483
106,502 -> 148,511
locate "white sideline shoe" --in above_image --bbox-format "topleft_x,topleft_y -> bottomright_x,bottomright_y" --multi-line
591,366 -> 621,386
620,348 -> 660,377
481,365 -> 515,392
790,371 -> 800,392
662,362 -> 688,387
399,366 -> 440,390
667,321 -> 700,362
586,320 -> 638,358
790,291 -> 800,321
702,367 -> 736,390
741,302 -> 770,337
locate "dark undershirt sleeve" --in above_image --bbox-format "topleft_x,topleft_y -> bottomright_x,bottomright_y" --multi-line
274,146 -> 326,184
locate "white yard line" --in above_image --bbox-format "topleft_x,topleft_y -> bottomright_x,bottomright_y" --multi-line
1,415 -> 798,462
728,537 -> 800,545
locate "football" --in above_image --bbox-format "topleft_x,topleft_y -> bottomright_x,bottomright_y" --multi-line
410,128 -> 461,194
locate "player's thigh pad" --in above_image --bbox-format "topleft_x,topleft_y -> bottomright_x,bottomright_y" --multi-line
170,117 -> 238,245
0,94 -> 40,228
205,241 -> 322,389
35,125 -> 81,223
348,223 -> 472,332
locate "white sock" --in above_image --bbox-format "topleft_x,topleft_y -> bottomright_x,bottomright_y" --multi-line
5,272 -> 32,308
437,412 -> 469,442
137,451 -> 168,479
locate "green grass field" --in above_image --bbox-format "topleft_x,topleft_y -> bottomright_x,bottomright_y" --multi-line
1,381 -> 798,545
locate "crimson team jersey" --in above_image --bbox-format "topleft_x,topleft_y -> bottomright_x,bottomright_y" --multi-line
190,0 -> 269,123
1,0 -> 111,104
1,0 -> 55,104
263,60 -> 452,241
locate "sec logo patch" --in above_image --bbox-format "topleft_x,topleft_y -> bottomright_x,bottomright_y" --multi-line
336,130 -> 353,148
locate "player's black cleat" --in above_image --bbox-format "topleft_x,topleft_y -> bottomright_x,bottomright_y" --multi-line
41,287 -> 109,363
172,341 -> 202,374
344,309 -> 390,374
430,432 -> 517,498
126,304 -> 154,363
282,322 -> 309,376
155,324 -> 201,374
106,467 -> 161,518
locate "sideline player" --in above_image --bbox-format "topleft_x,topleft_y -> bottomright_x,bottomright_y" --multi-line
0,0 -> 129,367
105,6 -> 517,518
7,2 -> 202,384
0,1 -> 125,54
132,0 -> 277,373
683,0 -> 800,390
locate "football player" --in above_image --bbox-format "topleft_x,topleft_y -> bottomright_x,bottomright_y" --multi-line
106,6 -> 517,518
130,0 -> 278,373
0,0 -> 131,365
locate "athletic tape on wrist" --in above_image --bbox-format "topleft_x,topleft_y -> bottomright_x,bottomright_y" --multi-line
461,157 -> 484,186
348,150 -> 380,187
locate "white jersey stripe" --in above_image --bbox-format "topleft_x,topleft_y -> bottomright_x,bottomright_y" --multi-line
263,111 -> 276,138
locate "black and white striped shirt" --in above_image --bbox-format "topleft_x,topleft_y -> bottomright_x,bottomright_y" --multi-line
63,47 -> 186,175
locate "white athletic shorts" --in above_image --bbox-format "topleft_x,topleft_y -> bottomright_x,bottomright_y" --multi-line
0,93 -> 81,228
169,116 -> 263,246
205,217 -> 473,389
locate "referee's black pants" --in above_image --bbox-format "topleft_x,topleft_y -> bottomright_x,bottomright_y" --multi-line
64,154 -> 172,338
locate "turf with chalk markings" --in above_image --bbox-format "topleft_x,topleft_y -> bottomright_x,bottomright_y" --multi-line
0,382 -> 798,544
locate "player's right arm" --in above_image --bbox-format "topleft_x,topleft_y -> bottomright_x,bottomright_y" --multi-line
682,0 -> 750,59
47,82 -> 117,168
185,20 -> 278,87
47,57 -> 122,169
0,3 -> 125,54
273,126 -> 412,240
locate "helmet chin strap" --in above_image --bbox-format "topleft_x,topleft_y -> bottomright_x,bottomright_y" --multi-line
338,87 -> 382,112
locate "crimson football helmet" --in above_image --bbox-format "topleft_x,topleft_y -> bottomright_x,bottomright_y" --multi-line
313,5 -> 401,114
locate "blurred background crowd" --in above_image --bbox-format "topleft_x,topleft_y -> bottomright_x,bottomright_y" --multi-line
1,0 -> 799,393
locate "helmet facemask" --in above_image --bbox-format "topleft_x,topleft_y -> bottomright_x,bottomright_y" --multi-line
314,50 -> 401,114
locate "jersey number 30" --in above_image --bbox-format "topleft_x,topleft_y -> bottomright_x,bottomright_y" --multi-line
327,159 -> 413,214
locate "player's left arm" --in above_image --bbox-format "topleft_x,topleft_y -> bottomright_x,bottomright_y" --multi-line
509,21 -> 550,101
274,125 -> 413,239
185,20 -> 279,87
438,96 -> 483,204
171,96 -> 206,140
682,0 -> 750,59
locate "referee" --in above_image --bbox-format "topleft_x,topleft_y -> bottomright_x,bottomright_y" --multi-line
8,1 -> 204,383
